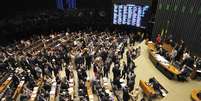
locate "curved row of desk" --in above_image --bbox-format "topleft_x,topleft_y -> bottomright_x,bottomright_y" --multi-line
147,41 -> 181,79
139,80 -> 156,97
0,34 -> 74,101
192,89 -> 201,101
145,41 -> 201,101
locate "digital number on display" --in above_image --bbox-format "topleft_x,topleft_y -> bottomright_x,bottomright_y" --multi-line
113,4 -> 150,28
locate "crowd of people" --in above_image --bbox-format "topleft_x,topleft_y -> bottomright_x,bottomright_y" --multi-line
155,34 -> 201,80
0,31 -> 143,101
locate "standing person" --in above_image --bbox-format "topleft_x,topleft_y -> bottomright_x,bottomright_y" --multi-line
44,65 -> 52,78
34,64 -> 42,78
127,72 -> 136,91
100,48 -> 108,63
65,67 -> 70,80
121,61 -> 128,79
112,64 -> 121,81
84,51 -> 92,70
127,50 -> 132,66
103,62 -> 110,77
176,45 -> 185,61
156,34 -> 161,45
112,64 -> 121,89
170,48 -> 178,64
123,86 -> 130,101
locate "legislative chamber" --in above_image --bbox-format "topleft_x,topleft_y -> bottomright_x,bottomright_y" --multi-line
0,0 -> 201,101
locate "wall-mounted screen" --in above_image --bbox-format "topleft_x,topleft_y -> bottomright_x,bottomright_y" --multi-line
113,4 -> 150,28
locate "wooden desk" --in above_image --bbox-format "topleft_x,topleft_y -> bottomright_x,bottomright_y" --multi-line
29,87 -> 39,101
12,81 -> 25,100
192,89 -> 201,101
147,41 -> 181,79
149,51 -> 181,77
29,78 -> 43,101
86,80 -> 94,101
68,79 -> 74,100
102,77 -> 118,101
36,78 -> 43,87
147,41 -> 173,54
0,76 -> 12,93
147,42 -> 157,52
139,80 -> 156,97
50,81 -> 57,101
130,88 -> 140,101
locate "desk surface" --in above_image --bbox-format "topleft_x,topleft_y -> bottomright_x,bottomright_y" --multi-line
12,81 -> 25,100
50,81 -> 57,101
29,78 -> 43,101
192,89 -> 201,101
0,76 -> 12,93
147,42 -> 157,52
102,77 -> 118,101
29,87 -> 39,101
86,80 -> 94,101
147,42 -> 181,75
147,41 -> 173,54
150,52 -> 181,75
68,79 -> 74,100
139,80 -> 156,97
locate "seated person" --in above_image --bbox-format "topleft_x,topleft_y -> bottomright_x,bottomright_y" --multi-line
196,59 -> 201,70
149,78 -> 164,97
197,92 -> 201,99
157,46 -> 166,56
178,65 -> 190,80
170,48 -> 178,64
164,52 -> 170,61
185,57 -> 194,68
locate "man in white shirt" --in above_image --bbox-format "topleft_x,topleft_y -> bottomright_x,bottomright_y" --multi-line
182,51 -> 190,61
171,48 -> 177,63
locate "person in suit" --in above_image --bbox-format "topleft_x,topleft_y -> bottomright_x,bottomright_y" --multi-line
65,66 -> 70,80
112,64 -> 121,80
127,50 -> 132,65
103,62 -> 110,77
127,72 -> 136,91
197,92 -> 201,99
112,63 -> 121,89
170,48 -> 178,64
121,61 -> 128,79
123,86 -> 130,101
149,78 -> 163,96
156,34 -> 161,45
84,51 -> 91,70
157,46 -> 165,56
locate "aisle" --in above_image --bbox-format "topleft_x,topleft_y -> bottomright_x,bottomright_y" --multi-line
134,41 -> 201,101
59,40 -> 201,101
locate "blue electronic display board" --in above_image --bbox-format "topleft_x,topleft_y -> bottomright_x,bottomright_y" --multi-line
113,4 -> 150,28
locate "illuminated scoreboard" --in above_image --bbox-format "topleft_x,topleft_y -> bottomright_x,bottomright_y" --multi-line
113,4 -> 150,28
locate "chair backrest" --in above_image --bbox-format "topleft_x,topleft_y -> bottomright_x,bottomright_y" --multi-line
173,61 -> 182,69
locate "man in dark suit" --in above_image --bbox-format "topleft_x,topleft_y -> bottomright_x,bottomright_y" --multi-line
84,51 -> 92,70
121,61 -> 128,79
127,50 -> 132,65
123,86 -> 130,101
112,64 -> 121,89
